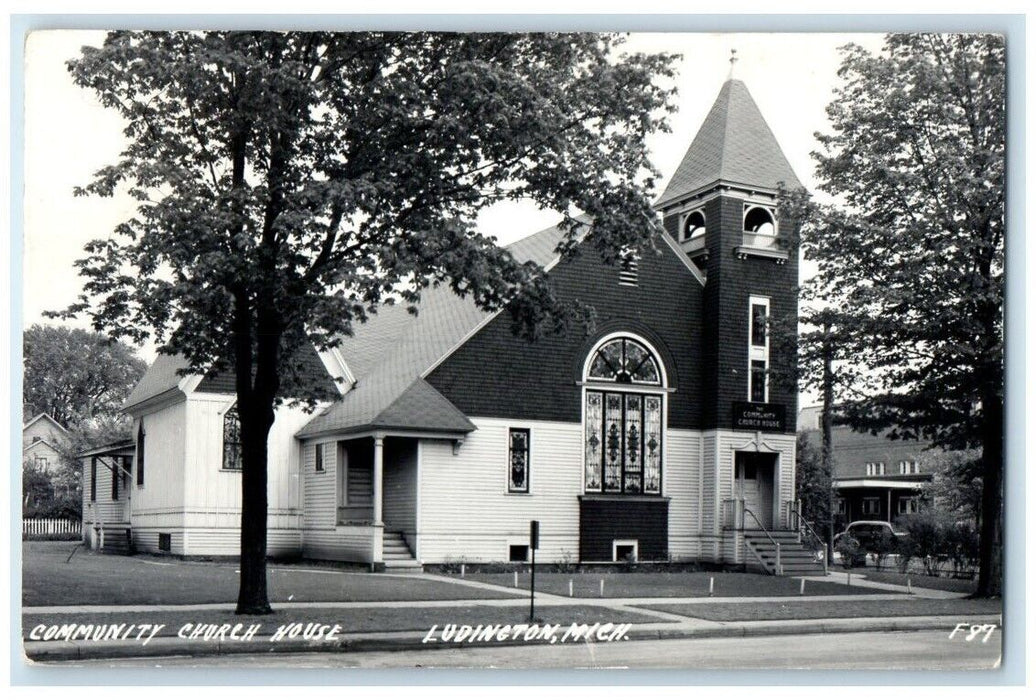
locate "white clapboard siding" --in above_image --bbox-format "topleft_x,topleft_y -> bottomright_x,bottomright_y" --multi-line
383,439 -> 417,538
302,440 -> 337,530
131,402 -> 187,519
302,526 -> 377,562
418,418 -> 583,563
665,429 -> 702,561
182,394 -> 310,516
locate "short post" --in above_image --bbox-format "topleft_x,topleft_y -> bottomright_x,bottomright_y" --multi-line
569,579 -> 573,598
799,578 -> 805,596
600,579 -> 604,597
709,577 -> 714,597
907,576 -> 912,594
847,571 -> 851,588
460,563 -> 465,578
529,520 -> 539,621
514,571 -> 518,588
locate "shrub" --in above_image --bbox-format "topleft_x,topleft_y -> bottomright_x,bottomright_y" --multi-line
835,535 -> 864,569
872,530 -> 897,571
943,522 -> 979,578
897,511 -> 948,576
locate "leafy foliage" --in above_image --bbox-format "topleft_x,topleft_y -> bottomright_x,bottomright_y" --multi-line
59,32 -> 678,389
794,431 -> 832,534
23,324 -> 147,426
796,34 -> 1004,596
60,31 -> 679,613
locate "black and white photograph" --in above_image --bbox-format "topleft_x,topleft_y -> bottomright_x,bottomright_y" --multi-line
11,15 -> 1018,682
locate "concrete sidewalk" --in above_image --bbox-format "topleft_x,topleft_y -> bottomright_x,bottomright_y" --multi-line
23,613 -> 1002,663
21,568 -> 993,663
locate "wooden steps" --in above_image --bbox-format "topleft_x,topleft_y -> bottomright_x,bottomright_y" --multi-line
98,526 -> 132,555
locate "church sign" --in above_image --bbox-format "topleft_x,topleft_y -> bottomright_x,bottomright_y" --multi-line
732,402 -> 786,432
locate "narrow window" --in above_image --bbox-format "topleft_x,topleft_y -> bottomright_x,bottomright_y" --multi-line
862,498 -> 880,516
836,498 -> 847,515
136,422 -> 145,486
315,443 -> 325,472
222,405 -> 242,471
508,428 -> 530,493
90,456 -> 97,502
748,297 -> 770,403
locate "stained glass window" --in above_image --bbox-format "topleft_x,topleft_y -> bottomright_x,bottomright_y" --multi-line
508,428 -> 530,493
136,422 -> 145,486
223,405 -> 242,471
587,338 -> 661,385
584,337 -> 664,495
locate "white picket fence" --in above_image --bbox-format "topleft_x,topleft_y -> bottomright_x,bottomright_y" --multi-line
22,518 -> 82,537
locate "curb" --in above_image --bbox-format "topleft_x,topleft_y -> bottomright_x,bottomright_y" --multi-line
23,614 -> 1002,663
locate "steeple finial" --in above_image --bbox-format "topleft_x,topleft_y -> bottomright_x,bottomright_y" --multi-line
728,48 -> 738,80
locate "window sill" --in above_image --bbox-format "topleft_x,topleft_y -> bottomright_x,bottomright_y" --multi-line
579,493 -> 669,502
734,244 -> 789,264
505,491 -> 532,496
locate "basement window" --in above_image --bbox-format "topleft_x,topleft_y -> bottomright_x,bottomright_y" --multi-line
158,533 -> 171,552
509,544 -> 529,562
613,540 -> 638,562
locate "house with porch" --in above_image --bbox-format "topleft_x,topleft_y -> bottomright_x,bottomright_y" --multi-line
100,74 -> 819,574
797,406 -> 934,530
23,413 -> 67,473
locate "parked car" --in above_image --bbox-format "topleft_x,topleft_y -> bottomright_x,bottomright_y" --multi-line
834,520 -> 907,552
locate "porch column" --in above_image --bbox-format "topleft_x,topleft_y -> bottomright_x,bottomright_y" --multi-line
373,436 -> 384,526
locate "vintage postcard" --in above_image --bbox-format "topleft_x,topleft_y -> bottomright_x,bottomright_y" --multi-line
16,24 -> 1009,677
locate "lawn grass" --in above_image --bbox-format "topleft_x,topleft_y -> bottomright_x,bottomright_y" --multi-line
22,542 -> 519,607
22,604 -> 657,639
640,598 -> 1002,622
455,571 -> 884,598
854,570 -> 978,594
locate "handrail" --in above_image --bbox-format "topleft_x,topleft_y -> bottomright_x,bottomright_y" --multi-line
788,505 -> 828,575
742,506 -> 782,575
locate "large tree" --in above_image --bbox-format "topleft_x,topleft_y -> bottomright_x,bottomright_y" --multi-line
23,324 -> 147,426
60,32 -> 677,614
801,34 -> 1004,596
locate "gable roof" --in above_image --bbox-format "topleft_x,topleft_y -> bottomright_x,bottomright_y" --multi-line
297,222 -> 571,439
122,353 -> 192,412
656,79 -> 803,207
22,413 -> 68,435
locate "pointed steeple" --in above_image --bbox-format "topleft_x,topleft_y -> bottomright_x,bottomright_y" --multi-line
657,78 -> 803,208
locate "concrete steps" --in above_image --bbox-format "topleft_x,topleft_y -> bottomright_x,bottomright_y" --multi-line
743,529 -> 826,576
382,531 -> 421,570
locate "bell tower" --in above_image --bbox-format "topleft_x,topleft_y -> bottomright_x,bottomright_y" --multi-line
655,71 -> 802,434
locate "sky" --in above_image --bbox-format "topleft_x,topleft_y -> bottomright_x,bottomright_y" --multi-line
21,30 -> 887,363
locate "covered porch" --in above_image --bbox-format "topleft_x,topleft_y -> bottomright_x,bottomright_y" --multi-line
79,440 -> 136,553
303,428 -> 466,569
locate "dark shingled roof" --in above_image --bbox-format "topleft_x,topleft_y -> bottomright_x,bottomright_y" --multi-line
296,222 -> 571,438
657,79 -> 803,207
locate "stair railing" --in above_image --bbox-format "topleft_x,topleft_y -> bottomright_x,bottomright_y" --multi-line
788,505 -> 828,575
742,507 -> 782,575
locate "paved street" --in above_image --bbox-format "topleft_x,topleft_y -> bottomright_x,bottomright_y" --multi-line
64,630 -> 1001,670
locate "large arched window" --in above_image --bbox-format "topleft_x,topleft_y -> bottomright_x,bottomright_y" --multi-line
583,336 -> 664,495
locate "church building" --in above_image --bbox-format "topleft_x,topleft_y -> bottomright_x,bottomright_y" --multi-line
89,74 -> 817,574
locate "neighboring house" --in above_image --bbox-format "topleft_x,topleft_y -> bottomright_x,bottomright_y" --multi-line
798,406 -> 933,529
22,413 -> 67,473
99,75 -> 809,571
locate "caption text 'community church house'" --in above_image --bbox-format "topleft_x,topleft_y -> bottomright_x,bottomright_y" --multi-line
82,72 -> 815,573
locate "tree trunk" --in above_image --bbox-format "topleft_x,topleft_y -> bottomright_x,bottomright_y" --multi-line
973,380 -> 1003,598
236,399 -> 276,614
821,326 -> 836,558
